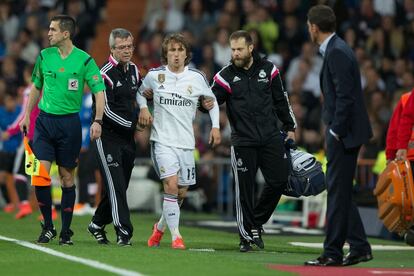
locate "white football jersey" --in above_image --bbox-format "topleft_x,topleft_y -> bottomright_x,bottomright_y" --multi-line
138,66 -> 219,149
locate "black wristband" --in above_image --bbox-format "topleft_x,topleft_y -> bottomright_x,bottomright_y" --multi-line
93,119 -> 103,125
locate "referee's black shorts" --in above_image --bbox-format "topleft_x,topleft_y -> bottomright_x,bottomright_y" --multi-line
33,111 -> 81,168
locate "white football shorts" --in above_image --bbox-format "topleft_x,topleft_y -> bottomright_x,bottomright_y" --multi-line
151,142 -> 196,186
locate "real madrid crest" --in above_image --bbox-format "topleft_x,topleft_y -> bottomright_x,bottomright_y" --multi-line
106,154 -> 113,163
158,73 -> 165,84
259,69 -> 266,78
187,85 -> 192,95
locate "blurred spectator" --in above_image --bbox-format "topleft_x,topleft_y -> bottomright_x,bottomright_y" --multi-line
374,0 -> 396,16
0,1 -> 19,45
351,0 -> 381,40
199,43 -> 220,81
278,14 -> 306,57
18,0 -> 48,32
243,5 -> 279,54
63,0 -> 96,51
142,0 -> 184,37
183,0 -> 212,45
213,28 -> 231,67
17,28 -> 40,64
286,41 -> 322,95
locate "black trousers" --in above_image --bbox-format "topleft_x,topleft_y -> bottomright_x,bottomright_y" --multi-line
92,133 -> 136,238
231,136 -> 289,242
323,132 -> 371,261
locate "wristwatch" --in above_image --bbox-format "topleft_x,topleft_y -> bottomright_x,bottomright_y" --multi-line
93,119 -> 103,126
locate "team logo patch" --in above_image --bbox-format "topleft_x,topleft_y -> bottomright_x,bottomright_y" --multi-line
233,76 -> 241,82
160,166 -> 166,174
259,69 -> 266,78
68,79 -> 79,91
106,154 -> 113,163
158,73 -> 165,84
237,158 -> 243,167
187,85 -> 192,95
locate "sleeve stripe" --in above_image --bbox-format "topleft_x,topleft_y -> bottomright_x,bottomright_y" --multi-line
283,91 -> 297,128
101,73 -> 113,88
84,56 -> 92,66
100,63 -> 114,88
132,63 -> 140,82
213,74 -> 232,94
271,65 -> 280,80
189,68 -> 209,87
103,92 -> 132,127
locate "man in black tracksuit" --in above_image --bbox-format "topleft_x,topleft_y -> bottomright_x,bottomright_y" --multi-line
211,30 -> 296,252
88,28 -> 141,246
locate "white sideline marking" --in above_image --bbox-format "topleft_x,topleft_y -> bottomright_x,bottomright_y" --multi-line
0,235 -> 143,276
188,248 -> 215,252
290,242 -> 414,250
371,272 -> 414,275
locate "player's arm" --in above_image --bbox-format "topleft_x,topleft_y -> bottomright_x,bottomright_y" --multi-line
201,77 -> 221,147
137,74 -> 153,128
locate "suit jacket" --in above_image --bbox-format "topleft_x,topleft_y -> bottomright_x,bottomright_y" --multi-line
320,34 -> 372,149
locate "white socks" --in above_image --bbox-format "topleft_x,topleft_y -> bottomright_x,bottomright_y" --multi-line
157,197 -> 184,233
162,193 -> 181,241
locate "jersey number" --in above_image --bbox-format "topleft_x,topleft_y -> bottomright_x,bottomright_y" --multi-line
187,167 -> 195,180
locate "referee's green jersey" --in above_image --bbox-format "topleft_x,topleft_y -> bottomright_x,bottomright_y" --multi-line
32,46 -> 105,115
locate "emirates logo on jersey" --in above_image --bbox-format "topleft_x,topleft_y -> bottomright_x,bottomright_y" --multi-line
159,93 -> 192,107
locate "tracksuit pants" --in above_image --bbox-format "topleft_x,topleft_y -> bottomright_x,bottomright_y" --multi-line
92,132 -> 135,238
231,137 -> 289,242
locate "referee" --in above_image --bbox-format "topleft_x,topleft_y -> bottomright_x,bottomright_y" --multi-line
20,15 -> 105,245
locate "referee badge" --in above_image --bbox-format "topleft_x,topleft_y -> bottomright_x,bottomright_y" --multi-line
68,79 -> 79,91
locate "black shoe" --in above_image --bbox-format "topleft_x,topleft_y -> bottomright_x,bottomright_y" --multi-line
342,252 -> 373,266
251,228 -> 264,249
59,229 -> 74,245
405,227 -> 414,246
239,239 -> 252,253
88,223 -> 109,245
37,223 -> 57,244
117,235 -> 132,246
304,256 -> 342,266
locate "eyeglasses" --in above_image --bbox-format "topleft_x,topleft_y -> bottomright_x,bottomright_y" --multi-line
113,44 -> 135,51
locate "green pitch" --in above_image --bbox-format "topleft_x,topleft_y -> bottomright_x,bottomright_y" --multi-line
0,211 -> 413,275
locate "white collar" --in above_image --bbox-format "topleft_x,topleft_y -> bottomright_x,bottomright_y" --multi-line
319,33 -> 335,57
166,65 -> 188,77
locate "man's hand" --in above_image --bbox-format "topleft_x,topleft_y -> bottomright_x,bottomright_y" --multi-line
202,96 -> 215,111
285,131 -> 296,142
209,127 -> 221,147
19,115 -> 30,135
396,149 -> 407,161
139,107 -> 153,127
90,122 -> 102,140
143,88 -> 153,100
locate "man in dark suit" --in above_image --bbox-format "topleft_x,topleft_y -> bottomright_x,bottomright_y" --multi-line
304,5 -> 373,267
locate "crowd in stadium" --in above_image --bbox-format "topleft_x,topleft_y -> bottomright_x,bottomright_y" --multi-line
1,0 -> 414,215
